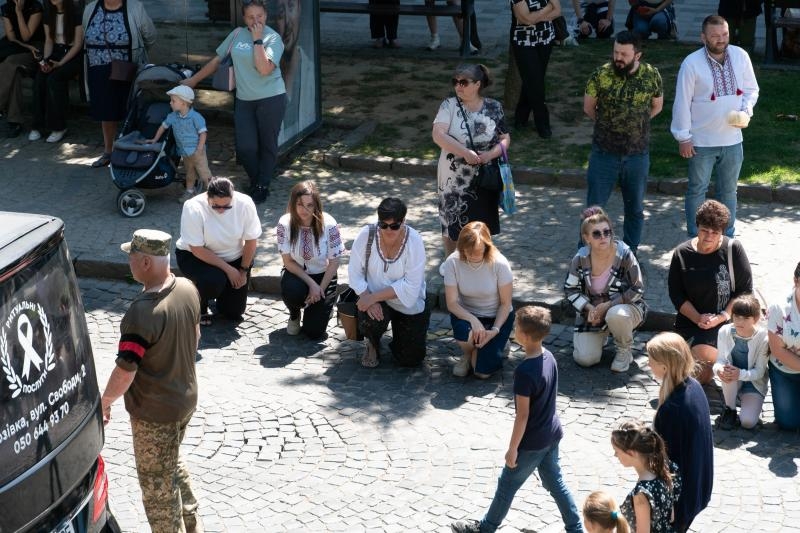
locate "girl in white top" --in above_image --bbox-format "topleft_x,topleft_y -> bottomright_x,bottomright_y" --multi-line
275,181 -> 344,339
348,198 -> 428,368
712,294 -> 768,429
443,221 -> 514,378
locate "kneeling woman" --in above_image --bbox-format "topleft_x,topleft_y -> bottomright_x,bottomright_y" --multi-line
565,207 -> 646,373
275,181 -> 345,339
348,198 -> 429,368
176,177 -> 262,324
443,221 -> 514,378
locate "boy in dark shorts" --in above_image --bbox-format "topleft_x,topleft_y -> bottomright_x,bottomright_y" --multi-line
451,306 -> 583,533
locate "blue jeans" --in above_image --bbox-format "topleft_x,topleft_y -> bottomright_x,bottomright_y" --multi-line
480,441 -> 583,532
684,143 -> 743,237
630,9 -> 671,39
586,145 -> 649,250
450,311 -> 515,374
769,361 -> 800,430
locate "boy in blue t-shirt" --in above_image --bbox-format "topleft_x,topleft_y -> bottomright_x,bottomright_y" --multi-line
144,85 -> 212,203
451,306 -> 584,533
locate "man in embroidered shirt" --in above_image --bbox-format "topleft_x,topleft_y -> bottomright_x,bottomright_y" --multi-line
583,31 -> 663,254
100,229 -> 203,533
671,15 -> 759,237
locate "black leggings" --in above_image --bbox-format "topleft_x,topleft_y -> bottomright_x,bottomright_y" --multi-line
358,302 -> 430,367
280,269 -> 337,340
513,43 -> 553,124
176,249 -> 248,319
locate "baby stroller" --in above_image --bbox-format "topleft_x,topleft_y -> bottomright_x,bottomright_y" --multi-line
110,64 -> 192,217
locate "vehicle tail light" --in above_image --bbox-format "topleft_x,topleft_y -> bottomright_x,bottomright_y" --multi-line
92,455 -> 109,524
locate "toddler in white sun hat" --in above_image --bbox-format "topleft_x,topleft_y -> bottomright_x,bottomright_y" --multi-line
144,85 -> 212,202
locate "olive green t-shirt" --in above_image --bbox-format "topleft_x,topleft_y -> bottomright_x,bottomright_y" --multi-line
117,276 -> 200,422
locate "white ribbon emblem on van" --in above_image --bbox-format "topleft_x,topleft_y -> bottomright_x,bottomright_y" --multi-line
17,314 -> 43,380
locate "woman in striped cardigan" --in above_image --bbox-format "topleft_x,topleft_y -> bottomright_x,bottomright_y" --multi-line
564,206 -> 647,372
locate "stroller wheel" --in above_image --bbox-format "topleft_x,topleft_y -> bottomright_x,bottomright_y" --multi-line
117,188 -> 146,217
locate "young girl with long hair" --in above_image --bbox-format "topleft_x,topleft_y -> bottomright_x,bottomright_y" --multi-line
275,180 -> 344,339
646,332 -> 713,532
611,421 -> 680,532
583,491 -> 630,533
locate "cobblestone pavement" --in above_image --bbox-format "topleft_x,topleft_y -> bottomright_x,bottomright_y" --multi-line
83,277 -> 800,532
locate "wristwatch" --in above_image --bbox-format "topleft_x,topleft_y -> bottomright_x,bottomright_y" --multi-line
253,39 -> 263,45
239,264 -> 252,272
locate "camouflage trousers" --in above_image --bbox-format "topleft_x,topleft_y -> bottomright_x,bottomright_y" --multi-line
130,414 -> 198,533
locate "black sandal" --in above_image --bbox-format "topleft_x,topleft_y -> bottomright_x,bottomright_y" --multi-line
200,314 -> 213,327
91,153 -> 111,168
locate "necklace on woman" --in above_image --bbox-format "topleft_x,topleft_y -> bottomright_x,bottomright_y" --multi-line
466,259 -> 484,271
377,227 -> 408,273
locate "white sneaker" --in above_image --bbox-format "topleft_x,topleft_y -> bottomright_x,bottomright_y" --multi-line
426,34 -> 440,51
46,129 -> 67,143
452,354 -> 470,377
287,316 -> 301,335
28,130 -> 42,141
610,350 -> 633,373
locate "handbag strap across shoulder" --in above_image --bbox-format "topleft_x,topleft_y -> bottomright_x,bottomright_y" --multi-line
454,97 -> 476,151
363,224 -> 376,282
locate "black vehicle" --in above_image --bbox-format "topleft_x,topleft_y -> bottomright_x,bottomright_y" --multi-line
0,213 -> 120,533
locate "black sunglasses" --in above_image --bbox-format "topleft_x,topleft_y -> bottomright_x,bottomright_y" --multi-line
591,229 -> 613,239
451,78 -> 476,87
377,220 -> 403,231
210,203 -> 233,210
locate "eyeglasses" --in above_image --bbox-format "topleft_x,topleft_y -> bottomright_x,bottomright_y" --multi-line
210,203 -> 233,210
591,229 -> 613,239
451,78 -> 476,88
377,220 -> 403,231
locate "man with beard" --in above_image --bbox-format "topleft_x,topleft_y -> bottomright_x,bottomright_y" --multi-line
671,15 -> 759,238
582,30 -> 663,254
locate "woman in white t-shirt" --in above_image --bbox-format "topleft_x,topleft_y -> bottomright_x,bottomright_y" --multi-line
175,177 -> 263,325
275,181 -> 344,339
443,221 -> 514,378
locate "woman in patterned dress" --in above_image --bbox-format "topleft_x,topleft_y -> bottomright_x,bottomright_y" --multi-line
275,180 -> 345,340
82,0 -> 155,167
432,63 -> 510,259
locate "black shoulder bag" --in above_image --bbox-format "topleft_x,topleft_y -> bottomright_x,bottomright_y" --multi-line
455,98 -> 501,192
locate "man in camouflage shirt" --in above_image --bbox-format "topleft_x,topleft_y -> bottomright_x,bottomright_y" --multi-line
101,229 -> 203,533
583,30 -> 663,254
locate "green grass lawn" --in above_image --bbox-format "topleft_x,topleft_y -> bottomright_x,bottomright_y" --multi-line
322,42 -> 800,185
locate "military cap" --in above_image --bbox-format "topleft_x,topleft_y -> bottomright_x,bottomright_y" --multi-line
120,229 -> 172,256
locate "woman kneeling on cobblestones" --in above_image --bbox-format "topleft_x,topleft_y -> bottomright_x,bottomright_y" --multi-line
176,177 -> 262,325
565,206 -> 646,373
443,221 -> 514,378
348,198 -> 429,368
275,181 -> 344,340
767,260 -> 800,430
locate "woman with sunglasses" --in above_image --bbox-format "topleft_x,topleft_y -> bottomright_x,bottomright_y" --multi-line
564,206 -> 646,372
432,63 -> 510,260
443,221 -> 514,378
183,0 -> 286,204
275,180 -> 345,339
348,198 -> 429,368
176,177 -> 263,326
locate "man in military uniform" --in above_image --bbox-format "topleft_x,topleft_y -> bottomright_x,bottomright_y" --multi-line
101,229 -> 202,533
583,30 -> 664,254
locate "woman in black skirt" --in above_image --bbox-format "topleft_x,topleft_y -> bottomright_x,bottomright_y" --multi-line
82,0 -> 154,167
